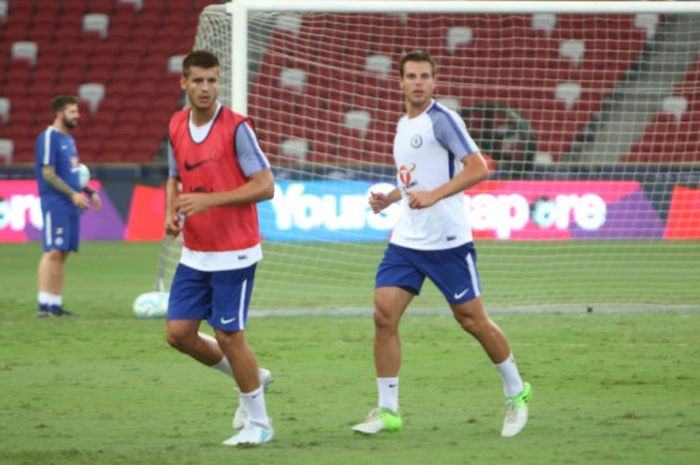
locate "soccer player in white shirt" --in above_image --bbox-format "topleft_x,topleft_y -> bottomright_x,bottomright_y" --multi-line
352,50 -> 532,438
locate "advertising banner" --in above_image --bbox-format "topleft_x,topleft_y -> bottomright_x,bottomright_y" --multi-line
665,184 -> 700,239
466,180 -> 666,240
1,179 -> 698,243
260,179 -> 671,241
0,180 -> 124,243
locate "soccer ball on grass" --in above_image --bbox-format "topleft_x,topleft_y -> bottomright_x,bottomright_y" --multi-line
133,291 -> 169,319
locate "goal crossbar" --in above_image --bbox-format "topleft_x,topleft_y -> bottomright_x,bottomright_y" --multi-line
231,1 -> 700,14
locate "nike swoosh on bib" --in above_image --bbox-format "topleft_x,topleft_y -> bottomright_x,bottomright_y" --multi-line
184,159 -> 209,171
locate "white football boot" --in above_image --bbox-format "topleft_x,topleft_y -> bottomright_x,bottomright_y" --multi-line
501,382 -> 533,438
222,422 -> 274,446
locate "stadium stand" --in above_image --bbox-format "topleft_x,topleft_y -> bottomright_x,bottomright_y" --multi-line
247,12 -> 666,165
623,54 -> 700,163
2,6 -> 695,166
0,0 -> 220,164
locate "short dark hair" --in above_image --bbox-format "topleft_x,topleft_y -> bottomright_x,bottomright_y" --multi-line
399,49 -> 437,78
182,50 -> 220,77
51,96 -> 79,116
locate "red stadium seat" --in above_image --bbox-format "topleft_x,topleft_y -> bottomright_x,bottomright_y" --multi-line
140,0 -> 168,15
76,138 -> 102,162
97,137 -> 130,162
83,64 -> 113,84
28,24 -> 54,44
111,122 -> 141,139
88,0 -> 115,14
131,136 -> 162,160
10,137 -> 36,163
86,121 -> 112,140
53,24 -> 82,42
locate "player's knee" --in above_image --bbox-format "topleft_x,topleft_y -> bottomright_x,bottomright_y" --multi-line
455,313 -> 486,335
45,249 -> 63,262
165,331 -> 181,350
214,328 -> 244,349
166,328 -> 194,351
373,306 -> 398,330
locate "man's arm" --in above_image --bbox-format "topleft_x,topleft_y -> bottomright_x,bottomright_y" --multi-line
407,152 -> 489,210
176,168 -> 275,217
369,187 -> 402,213
164,177 -> 182,238
41,165 -> 89,209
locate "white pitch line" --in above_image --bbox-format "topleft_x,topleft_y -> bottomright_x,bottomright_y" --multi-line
250,305 -> 700,318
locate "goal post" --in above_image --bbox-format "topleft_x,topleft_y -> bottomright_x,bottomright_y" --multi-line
163,0 -> 700,312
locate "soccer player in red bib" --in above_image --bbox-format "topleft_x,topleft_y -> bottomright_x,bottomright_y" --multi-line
164,50 -> 275,446
352,50 -> 532,438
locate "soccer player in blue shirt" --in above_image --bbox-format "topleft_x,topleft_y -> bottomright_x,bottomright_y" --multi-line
35,96 -> 101,317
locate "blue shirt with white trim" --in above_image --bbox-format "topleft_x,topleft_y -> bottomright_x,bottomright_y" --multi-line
35,126 -> 81,214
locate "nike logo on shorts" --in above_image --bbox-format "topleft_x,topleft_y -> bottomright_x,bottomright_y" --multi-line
453,288 -> 470,299
220,316 -> 237,324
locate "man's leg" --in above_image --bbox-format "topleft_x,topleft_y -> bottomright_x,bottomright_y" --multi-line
218,329 -> 274,446
450,297 -> 532,437
352,286 -> 412,434
166,319 -> 271,428
37,249 -> 70,316
215,329 -> 261,394
450,296 -> 511,364
373,286 -> 414,378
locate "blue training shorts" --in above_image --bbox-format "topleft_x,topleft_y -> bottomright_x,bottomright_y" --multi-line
41,208 -> 80,252
375,242 -> 482,304
167,263 -> 256,332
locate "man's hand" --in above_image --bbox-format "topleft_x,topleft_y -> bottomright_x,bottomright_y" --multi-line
407,190 -> 438,209
89,192 -> 102,212
71,192 -> 89,210
164,211 -> 182,238
369,192 -> 392,213
177,193 -> 213,216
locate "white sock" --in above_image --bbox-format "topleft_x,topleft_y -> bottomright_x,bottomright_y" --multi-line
199,332 -> 234,378
198,331 -> 218,345
495,354 -> 524,397
377,377 -> 399,413
47,293 -> 62,307
211,357 -> 268,384
240,385 -> 270,428
38,291 -> 51,305
212,357 -> 234,378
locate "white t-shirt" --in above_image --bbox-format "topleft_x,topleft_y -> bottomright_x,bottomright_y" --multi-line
390,100 -> 479,250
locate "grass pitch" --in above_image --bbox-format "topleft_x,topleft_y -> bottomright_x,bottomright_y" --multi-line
0,242 -> 699,465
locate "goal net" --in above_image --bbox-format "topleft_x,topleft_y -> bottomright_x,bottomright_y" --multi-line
158,1 -> 700,312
